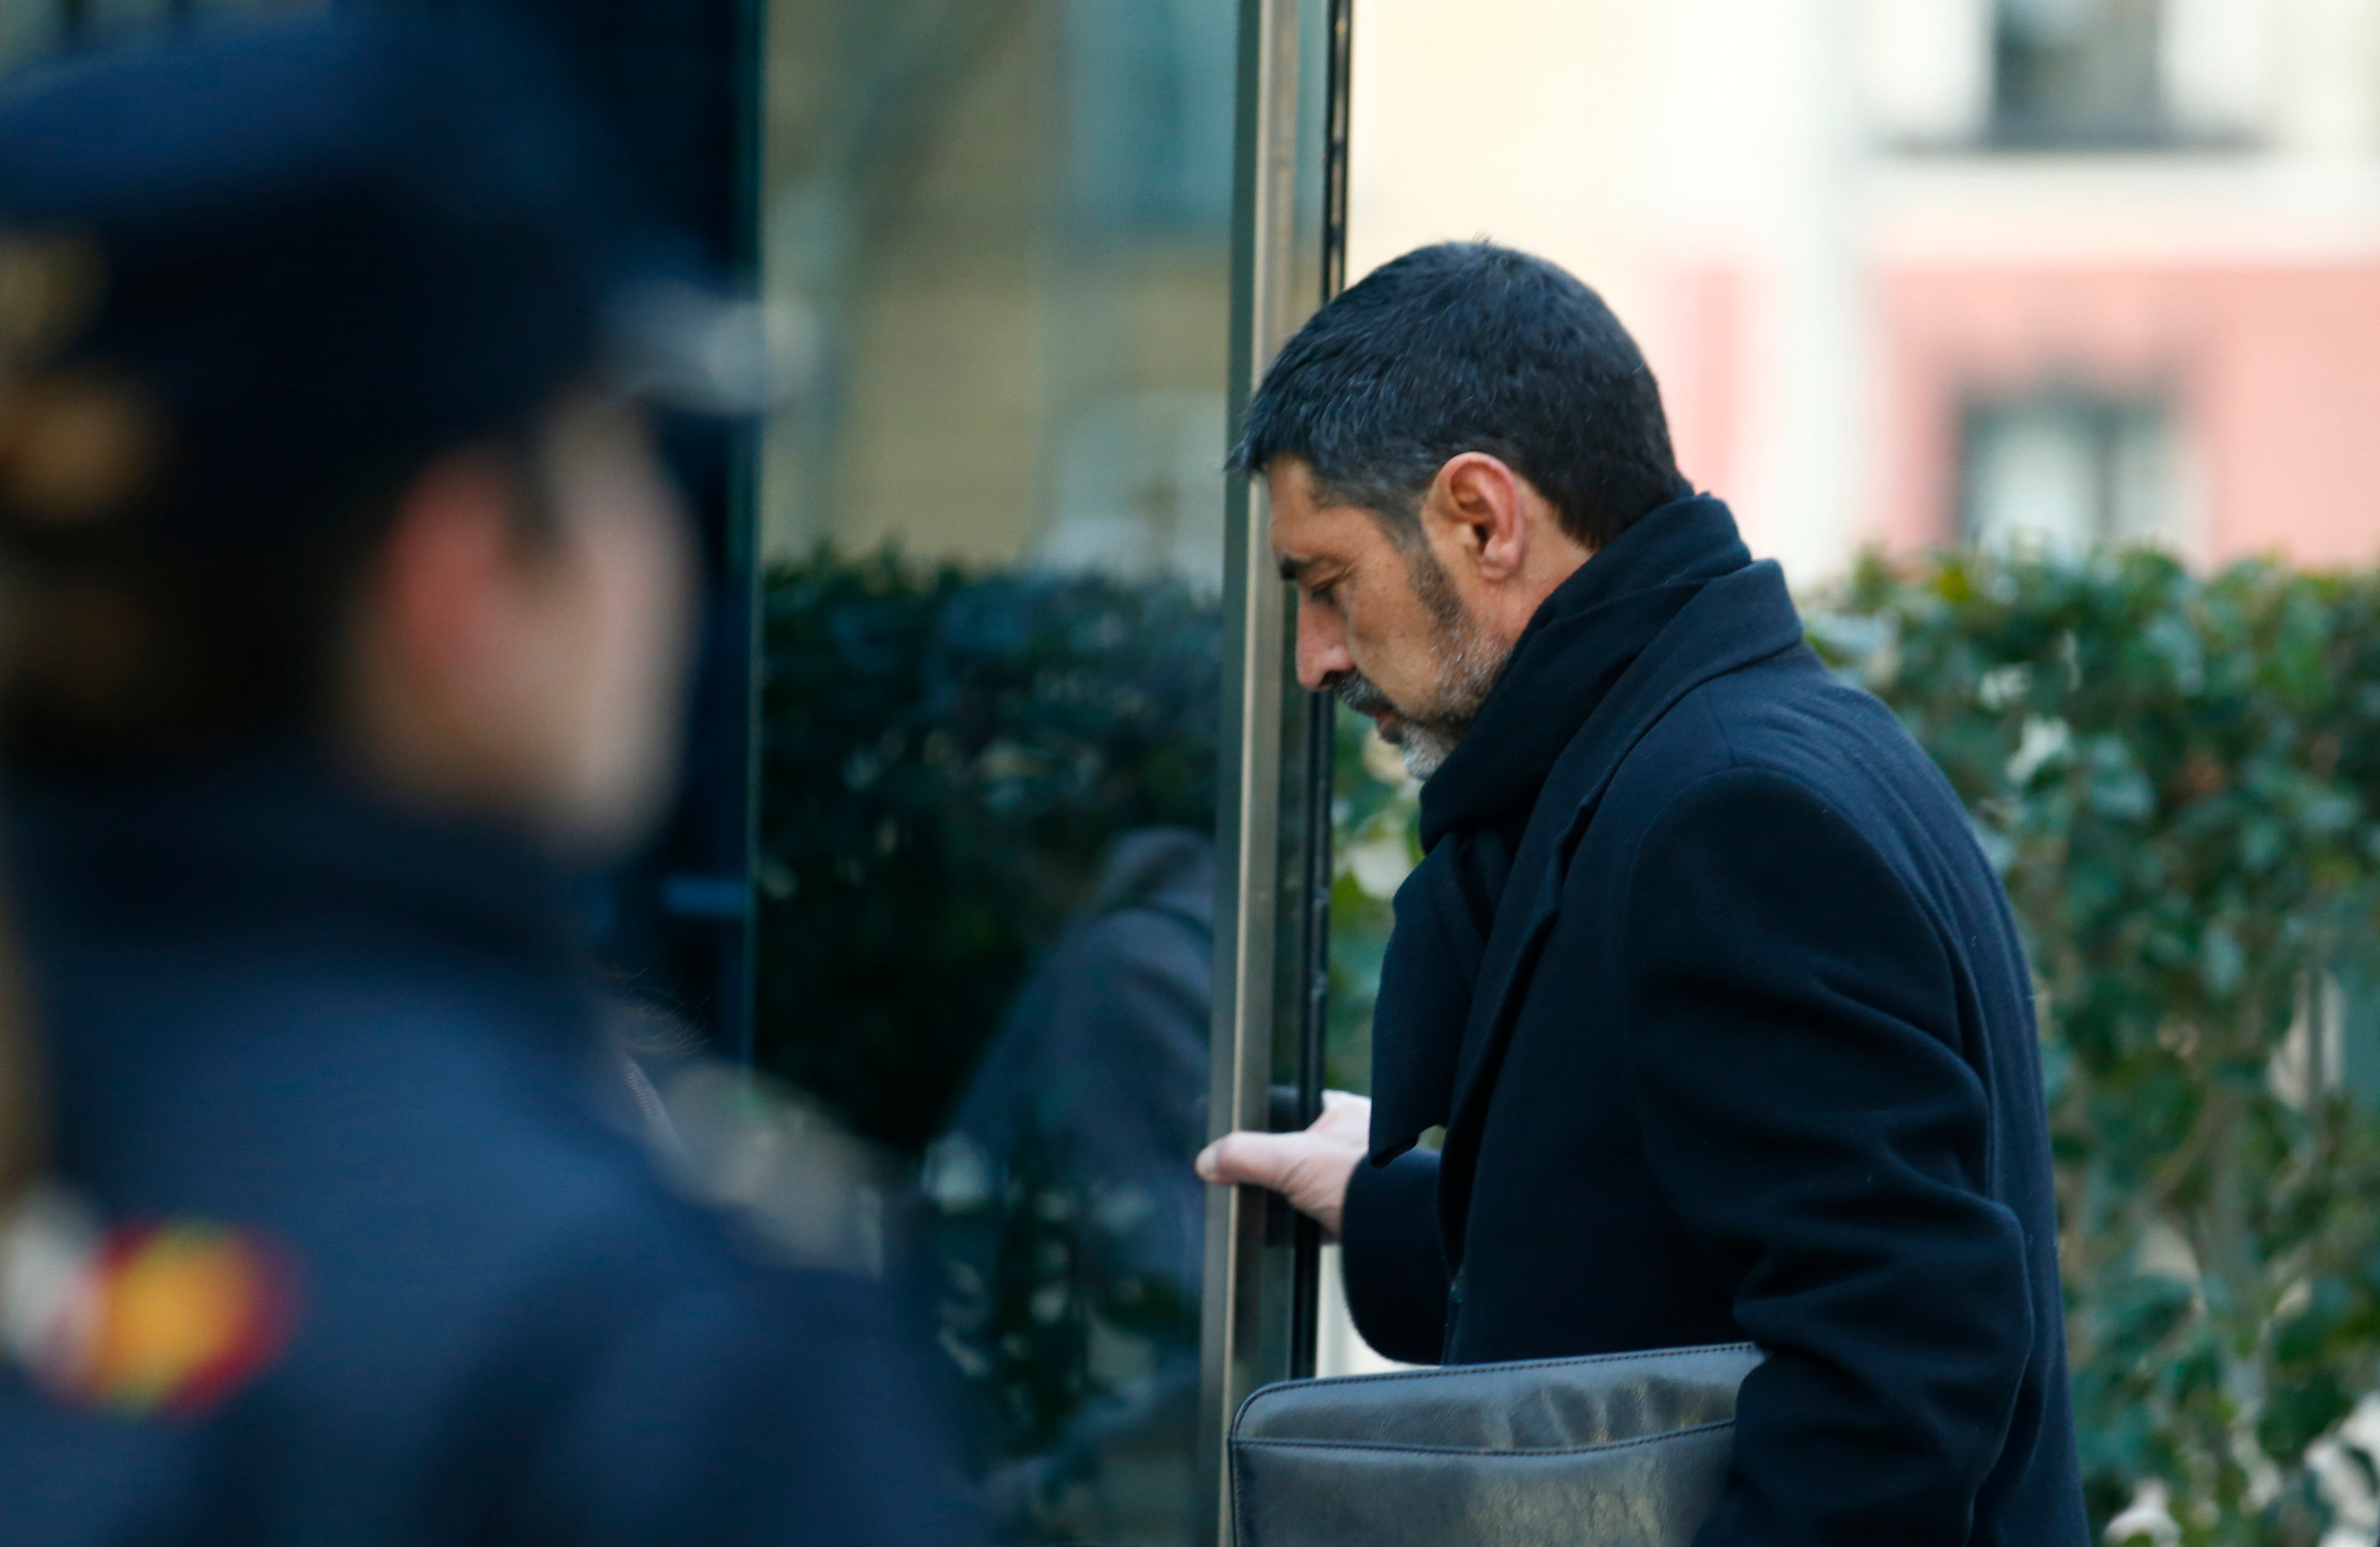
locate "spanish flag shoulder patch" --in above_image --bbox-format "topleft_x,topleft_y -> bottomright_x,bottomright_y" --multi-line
3,1185 -> 299,1418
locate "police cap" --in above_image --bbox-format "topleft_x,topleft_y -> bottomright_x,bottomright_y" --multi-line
0,13 -> 727,550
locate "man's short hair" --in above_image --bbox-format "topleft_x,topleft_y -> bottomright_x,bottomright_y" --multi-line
1230,242 -> 1688,550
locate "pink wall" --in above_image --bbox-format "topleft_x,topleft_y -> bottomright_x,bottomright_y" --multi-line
1658,265 -> 1750,507
1874,265 -> 2380,569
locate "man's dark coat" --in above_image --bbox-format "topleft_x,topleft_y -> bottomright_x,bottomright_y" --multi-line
1338,497 -> 2088,1547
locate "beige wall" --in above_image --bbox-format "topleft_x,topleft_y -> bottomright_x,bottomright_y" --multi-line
1344,0 -> 1645,300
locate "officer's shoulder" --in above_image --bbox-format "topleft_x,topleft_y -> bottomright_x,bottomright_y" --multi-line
123,961 -> 761,1308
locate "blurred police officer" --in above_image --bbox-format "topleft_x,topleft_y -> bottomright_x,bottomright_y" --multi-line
0,16 -> 982,1546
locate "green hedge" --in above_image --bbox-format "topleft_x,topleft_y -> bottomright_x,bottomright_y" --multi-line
1813,549 -> 2380,1546
756,551 -> 1220,1153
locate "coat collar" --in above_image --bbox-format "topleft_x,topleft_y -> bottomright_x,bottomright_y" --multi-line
1367,496 -> 1752,1160
5,740 -> 584,996
1430,540 -> 1810,1261
1418,495 -> 1750,851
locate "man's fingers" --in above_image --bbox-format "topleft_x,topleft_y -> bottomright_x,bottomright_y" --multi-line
1197,1121 -> 1364,1236
1197,1097 -> 1372,1189
1196,1130 -> 1303,1190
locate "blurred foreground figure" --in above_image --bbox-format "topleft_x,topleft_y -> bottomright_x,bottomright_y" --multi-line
0,18 -> 979,1546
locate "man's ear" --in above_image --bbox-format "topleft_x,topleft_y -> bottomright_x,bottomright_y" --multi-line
1420,453 -> 1530,582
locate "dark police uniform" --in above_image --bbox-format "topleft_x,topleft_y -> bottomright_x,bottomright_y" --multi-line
3,754 -> 981,1547
0,17 -> 982,1546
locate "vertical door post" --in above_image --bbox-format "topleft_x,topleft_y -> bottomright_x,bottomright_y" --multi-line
1201,0 -> 1346,1538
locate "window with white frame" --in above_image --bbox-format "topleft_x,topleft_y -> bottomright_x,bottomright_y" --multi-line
1960,392 -> 2190,555
1858,0 -> 2269,149
1993,0 -> 2165,146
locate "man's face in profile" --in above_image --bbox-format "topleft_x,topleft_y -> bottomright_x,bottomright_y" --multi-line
1269,458 -> 1504,778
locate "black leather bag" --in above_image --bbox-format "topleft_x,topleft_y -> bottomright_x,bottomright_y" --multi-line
1228,1341 -> 1762,1547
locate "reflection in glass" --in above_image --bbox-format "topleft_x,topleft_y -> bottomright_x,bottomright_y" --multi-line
758,4 -> 1233,1541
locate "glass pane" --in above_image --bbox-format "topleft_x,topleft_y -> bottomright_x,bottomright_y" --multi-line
757,5 -> 1237,1541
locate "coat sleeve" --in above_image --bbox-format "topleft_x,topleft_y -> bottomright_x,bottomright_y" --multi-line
1339,1147 -> 1451,1365
520,1264 -> 988,1547
1619,768 -> 2034,1547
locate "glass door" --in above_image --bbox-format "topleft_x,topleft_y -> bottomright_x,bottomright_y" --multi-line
753,2 -> 1340,1542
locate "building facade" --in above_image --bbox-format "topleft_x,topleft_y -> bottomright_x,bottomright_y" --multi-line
1350,0 -> 2380,580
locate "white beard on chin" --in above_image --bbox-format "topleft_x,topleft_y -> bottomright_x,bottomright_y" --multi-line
1382,718 -> 1462,780
1334,607 -> 1508,782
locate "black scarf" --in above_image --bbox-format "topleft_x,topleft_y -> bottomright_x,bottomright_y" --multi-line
1367,495 -> 1755,1162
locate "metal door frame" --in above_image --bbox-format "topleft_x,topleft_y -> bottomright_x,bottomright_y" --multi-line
1199,0 -> 1350,1538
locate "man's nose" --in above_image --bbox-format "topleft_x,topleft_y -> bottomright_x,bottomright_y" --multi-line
1295,597 -> 1353,693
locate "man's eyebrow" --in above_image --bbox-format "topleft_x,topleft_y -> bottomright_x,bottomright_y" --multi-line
1277,554 -> 1311,583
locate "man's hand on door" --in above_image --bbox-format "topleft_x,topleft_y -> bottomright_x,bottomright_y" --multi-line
1195,1090 -> 1372,1238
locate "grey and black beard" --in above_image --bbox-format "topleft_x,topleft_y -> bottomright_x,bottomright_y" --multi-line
1334,670 -> 1458,779
1335,548 -> 1508,780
